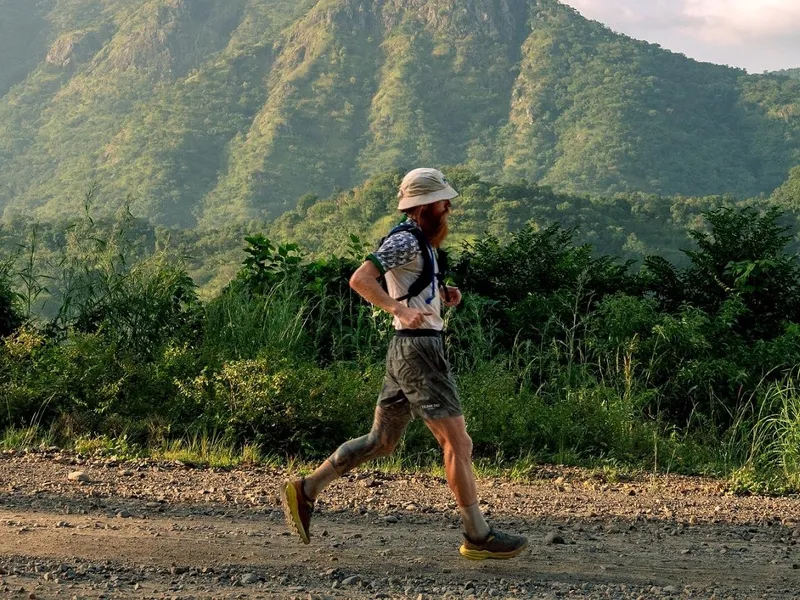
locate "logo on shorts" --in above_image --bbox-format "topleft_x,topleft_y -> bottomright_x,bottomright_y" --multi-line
421,403 -> 440,410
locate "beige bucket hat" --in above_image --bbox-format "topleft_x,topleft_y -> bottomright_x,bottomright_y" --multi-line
397,168 -> 459,210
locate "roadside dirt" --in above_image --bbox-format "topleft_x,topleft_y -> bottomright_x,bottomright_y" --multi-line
1,449 -> 799,599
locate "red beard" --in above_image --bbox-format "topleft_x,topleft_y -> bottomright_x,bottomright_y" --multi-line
416,204 -> 449,248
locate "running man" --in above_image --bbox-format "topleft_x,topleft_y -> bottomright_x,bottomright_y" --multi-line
281,168 -> 528,560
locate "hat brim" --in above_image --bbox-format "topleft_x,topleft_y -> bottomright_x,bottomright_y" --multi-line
397,185 -> 459,210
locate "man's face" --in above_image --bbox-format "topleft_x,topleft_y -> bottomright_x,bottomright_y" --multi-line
429,199 -> 451,220
417,199 -> 451,247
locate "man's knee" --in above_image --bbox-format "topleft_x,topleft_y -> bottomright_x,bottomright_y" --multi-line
442,432 -> 473,461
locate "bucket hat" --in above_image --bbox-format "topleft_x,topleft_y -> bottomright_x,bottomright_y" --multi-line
397,168 -> 459,210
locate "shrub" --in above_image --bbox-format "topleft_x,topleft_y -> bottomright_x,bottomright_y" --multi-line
175,357 -> 380,455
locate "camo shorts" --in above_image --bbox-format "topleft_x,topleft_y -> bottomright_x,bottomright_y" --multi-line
376,331 -> 462,421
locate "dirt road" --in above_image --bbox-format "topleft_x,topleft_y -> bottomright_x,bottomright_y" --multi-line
1,449 -> 799,599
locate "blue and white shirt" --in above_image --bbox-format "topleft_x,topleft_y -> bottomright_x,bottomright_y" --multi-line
368,220 -> 444,331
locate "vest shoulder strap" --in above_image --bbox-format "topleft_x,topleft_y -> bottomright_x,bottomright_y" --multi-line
379,223 -> 435,304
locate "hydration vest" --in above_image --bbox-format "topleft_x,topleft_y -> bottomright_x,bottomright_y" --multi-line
377,221 -> 450,304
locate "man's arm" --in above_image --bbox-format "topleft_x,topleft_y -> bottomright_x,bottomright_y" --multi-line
349,261 -> 433,329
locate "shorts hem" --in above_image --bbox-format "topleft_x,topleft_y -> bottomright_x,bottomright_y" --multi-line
415,408 -> 463,422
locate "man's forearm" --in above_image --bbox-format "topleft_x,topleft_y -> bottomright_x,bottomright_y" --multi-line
350,269 -> 403,317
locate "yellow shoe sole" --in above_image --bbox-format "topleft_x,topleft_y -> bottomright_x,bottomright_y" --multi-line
280,481 -> 310,544
459,542 -> 528,560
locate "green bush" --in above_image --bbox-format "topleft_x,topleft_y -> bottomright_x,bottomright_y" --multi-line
175,357 -> 380,455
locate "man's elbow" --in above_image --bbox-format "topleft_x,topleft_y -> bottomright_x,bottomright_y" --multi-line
350,261 -> 381,295
349,271 -> 360,291
349,269 -> 366,292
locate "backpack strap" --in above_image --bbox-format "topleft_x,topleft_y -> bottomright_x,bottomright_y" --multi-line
436,248 -> 451,304
376,222 -> 438,304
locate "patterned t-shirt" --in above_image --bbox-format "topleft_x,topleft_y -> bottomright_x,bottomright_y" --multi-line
371,231 -> 420,272
368,223 -> 443,331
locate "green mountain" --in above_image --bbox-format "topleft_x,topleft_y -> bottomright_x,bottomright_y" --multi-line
1,0 -> 799,227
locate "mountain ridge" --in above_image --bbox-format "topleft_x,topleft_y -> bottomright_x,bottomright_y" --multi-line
0,0 -> 798,227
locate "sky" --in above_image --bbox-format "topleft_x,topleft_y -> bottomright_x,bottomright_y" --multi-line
562,0 -> 800,73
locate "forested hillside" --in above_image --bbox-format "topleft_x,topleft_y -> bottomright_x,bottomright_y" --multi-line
774,68 -> 800,80
2,165 -> 798,300
1,0 -> 799,228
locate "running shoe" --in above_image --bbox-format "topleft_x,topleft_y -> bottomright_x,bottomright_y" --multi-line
459,528 -> 528,560
280,479 -> 314,544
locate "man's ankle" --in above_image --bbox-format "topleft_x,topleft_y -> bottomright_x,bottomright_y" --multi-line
300,478 -> 315,502
459,502 -> 490,540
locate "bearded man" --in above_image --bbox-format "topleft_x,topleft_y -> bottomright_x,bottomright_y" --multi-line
281,168 -> 528,560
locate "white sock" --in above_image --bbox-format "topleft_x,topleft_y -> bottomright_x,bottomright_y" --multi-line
459,502 -> 490,540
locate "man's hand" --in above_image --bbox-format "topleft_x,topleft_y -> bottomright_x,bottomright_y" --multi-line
441,286 -> 462,307
395,305 -> 435,329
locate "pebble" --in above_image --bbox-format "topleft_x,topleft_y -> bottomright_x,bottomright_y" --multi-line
116,510 -> 131,519
544,532 -> 565,545
383,515 -> 398,524
241,573 -> 258,585
67,471 -> 89,483
341,575 -> 361,586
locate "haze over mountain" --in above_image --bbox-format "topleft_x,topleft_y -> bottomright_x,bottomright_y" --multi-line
0,0 -> 799,228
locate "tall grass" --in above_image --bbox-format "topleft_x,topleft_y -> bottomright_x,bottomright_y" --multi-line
1,425 -> 53,450
739,374 -> 800,491
204,279 -> 310,361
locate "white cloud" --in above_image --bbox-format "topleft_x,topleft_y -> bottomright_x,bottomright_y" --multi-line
682,0 -> 800,43
562,0 -> 800,72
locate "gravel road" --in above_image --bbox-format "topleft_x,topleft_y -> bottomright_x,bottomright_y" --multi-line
1,448 -> 799,599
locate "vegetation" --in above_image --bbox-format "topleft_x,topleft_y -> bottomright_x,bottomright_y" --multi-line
773,68 -> 800,81
4,161 -> 799,304
1,0 -> 799,226
2,200 -> 800,493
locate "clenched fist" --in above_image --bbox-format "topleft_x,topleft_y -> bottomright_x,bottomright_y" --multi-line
441,286 -> 462,307
395,306 -> 435,329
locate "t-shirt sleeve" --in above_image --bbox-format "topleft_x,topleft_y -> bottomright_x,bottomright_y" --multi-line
367,231 -> 421,274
